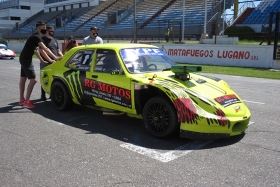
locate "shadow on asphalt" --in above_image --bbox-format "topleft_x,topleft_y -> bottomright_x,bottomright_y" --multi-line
2,99 -> 245,151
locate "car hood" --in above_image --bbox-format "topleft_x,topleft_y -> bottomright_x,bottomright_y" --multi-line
0,49 -> 14,55
133,71 -> 248,117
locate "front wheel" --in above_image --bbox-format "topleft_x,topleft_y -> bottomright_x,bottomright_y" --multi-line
143,96 -> 179,138
51,81 -> 73,111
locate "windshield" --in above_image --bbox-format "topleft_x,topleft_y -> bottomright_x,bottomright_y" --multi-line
120,48 -> 176,73
0,45 -> 7,50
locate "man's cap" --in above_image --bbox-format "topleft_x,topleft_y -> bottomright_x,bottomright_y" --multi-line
90,26 -> 99,31
36,21 -> 46,27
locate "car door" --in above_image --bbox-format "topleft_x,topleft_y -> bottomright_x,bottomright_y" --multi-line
86,49 -> 133,113
64,49 -> 96,106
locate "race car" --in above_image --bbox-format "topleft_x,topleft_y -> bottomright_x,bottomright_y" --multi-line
40,43 -> 251,139
0,44 -> 16,59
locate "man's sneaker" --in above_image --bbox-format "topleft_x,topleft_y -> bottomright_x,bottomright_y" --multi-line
23,100 -> 35,109
41,95 -> 47,101
19,99 -> 25,105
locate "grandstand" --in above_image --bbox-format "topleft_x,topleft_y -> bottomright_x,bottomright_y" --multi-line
234,0 -> 280,33
243,0 -> 280,24
1,0 -> 279,41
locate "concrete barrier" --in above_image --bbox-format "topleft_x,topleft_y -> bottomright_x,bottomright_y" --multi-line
154,44 -> 279,70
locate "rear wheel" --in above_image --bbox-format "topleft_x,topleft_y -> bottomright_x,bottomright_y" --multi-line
143,96 -> 179,138
51,81 -> 73,111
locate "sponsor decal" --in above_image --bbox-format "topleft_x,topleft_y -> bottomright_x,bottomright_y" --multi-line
120,48 -> 166,63
234,105 -> 242,113
213,108 -> 230,127
167,48 -> 257,60
149,74 -> 157,85
64,70 -> 83,103
173,98 -> 199,124
84,78 -> 132,108
214,94 -> 241,107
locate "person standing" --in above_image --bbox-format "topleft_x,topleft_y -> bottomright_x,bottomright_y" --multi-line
64,35 -> 78,54
40,25 -> 63,101
165,27 -> 170,42
19,21 -> 61,109
161,45 -> 167,53
82,26 -> 103,45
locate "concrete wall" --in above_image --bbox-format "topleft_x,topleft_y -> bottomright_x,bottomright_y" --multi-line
154,44 -> 280,70
8,41 -> 280,70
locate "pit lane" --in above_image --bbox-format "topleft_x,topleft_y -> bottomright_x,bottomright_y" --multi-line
0,58 -> 279,187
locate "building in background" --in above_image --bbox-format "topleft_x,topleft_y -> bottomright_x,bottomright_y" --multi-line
0,0 -> 44,30
44,0 -> 98,13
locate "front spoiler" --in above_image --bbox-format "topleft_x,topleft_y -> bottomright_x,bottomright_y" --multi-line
180,130 -> 246,139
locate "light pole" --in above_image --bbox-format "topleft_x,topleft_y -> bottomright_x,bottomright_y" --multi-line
204,0 -> 207,34
182,0 -> 185,42
63,22 -> 66,43
223,0 -> 225,35
133,0 -> 137,43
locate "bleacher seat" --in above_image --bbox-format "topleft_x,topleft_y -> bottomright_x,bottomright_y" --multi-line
243,0 -> 280,24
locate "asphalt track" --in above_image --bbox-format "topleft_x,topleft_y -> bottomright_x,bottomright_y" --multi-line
0,58 -> 279,187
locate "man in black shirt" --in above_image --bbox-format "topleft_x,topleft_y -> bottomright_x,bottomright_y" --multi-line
40,25 -> 63,101
19,21 -> 61,109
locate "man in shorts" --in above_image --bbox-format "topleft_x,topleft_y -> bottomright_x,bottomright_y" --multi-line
19,21 -> 61,109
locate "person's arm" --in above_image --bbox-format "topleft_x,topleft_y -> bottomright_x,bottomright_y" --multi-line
57,49 -> 63,57
35,47 -> 55,63
99,37 -> 103,44
38,42 -> 62,61
34,47 -> 45,62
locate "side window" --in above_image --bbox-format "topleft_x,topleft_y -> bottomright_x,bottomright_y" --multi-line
66,50 -> 94,71
94,49 -> 120,73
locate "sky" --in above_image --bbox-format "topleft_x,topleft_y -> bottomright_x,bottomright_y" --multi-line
226,0 -> 261,13
224,0 -> 262,21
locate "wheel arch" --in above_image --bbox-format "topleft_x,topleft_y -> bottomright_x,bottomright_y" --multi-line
135,85 -> 173,114
52,76 -> 72,97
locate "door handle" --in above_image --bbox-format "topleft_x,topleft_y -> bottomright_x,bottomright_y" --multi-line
92,75 -> 98,78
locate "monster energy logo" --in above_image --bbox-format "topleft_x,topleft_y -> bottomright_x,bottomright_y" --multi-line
66,70 -> 83,102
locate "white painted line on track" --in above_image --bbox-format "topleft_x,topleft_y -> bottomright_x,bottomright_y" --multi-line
47,119 -> 65,126
47,115 -> 86,125
0,86 -> 10,89
243,100 -> 265,104
120,140 -> 213,163
10,67 -> 20,69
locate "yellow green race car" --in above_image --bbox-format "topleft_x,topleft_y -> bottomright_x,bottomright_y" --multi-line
40,43 -> 251,139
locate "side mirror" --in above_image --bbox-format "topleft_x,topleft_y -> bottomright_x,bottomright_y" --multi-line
111,70 -> 120,75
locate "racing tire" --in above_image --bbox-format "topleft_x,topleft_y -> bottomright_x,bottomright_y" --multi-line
51,81 -> 73,111
143,96 -> 179,138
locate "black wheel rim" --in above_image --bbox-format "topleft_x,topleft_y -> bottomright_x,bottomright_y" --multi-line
52,85 -> 65,107
146,101 -> 171,134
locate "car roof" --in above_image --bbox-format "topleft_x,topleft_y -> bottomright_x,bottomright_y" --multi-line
79,43 -> 158,50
